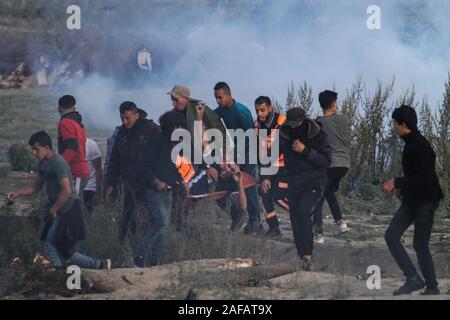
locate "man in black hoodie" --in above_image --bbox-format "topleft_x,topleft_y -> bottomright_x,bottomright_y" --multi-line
383,105 -> 444,296
280,108 -> 332,271
132,111 -> 185,267
104,101 -> 160,243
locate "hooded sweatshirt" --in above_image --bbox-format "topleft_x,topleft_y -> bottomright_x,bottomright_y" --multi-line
58,111 -> 90,179
280,119 -> 332,191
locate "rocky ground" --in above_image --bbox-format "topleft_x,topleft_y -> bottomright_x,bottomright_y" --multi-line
0,89 -> 449,300
1,171 -> 449,300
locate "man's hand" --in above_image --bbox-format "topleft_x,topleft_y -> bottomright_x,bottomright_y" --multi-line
207,167 -> 219,182
232,166 -> 242,182
105,186 -> 113,202
196,103 -> 206,120
382,179 -> 395,193
292,139 -> 305,153
181,180 -> 189,193
49,207 -> 58,220
261,179 -> 272,193
154,179 -> 167,192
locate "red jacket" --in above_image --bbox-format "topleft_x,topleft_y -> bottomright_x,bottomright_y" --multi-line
58,112 -> 90,179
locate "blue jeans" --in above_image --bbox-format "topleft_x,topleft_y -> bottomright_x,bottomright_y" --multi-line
44,215 -> 102,269
241,164 -> 261,224
136,189 -> 170,265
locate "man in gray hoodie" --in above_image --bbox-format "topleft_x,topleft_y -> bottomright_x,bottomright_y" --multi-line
313,90 -> 350,244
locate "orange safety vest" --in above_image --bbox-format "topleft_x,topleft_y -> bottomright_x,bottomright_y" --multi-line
255,114 -> 286,168
176,156 -> 196,183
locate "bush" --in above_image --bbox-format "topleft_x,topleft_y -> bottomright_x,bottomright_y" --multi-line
7,144 -> 37,172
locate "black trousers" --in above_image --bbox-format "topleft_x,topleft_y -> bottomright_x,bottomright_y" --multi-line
313,167 -> 348,233
288,186 -> 324,258
120,188 -> 147,242
83,190 -> 96,213
384,202 -> 440,289
259,173 -> 288,227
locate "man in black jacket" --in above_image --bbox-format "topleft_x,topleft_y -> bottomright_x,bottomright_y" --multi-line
104,101 -> 160,243
280,108 -> 332,271
132,111 -> 185,267
383,105 -> 444,296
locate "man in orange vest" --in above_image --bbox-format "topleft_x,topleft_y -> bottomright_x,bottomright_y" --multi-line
254,96 -> 287,237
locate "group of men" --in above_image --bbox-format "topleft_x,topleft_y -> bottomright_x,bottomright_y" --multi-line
6,81 -> 445,296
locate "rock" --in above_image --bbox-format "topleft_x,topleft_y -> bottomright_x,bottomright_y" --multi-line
217,258 -> 260,270
0,163 -> 11,179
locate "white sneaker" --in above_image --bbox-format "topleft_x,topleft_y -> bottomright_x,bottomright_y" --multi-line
101,258 -> 112,270
334,222 -> 350,236
314,233 -> 325,245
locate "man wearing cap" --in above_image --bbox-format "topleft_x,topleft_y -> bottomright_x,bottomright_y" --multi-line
312,90 -> 350,244
280,107 -> 332,271
168,85 -> 192,115
167,85 -> 228,227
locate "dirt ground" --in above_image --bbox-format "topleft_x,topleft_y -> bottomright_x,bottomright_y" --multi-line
1,173 -> 449,300
0,89 -> 449,300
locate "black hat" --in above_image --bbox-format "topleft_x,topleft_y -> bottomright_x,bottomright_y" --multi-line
284,107 -> 306,128
318,90 -> 338,109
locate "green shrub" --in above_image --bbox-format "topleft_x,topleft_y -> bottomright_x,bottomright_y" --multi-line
7,144 -> 37,172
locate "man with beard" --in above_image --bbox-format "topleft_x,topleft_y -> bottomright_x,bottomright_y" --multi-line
254,96 -> 287,237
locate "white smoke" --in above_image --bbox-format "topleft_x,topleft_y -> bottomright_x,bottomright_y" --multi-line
49,0 -> 450,131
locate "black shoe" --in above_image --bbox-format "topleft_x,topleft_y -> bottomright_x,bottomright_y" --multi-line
302,258 -> 313,272
420,287 -> 440,295
265,226 -> 282,238
132,256 -> 145,268
244,222 -> 264,235
393,275 -> 425,296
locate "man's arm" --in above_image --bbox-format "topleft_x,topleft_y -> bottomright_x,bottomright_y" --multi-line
105,137 -> 121,188
9,176 -> 44,199
49,177 -> 72,219
138,138 -> 164,190
292,133 -> 332,168
241,108 -> 254,130
59,120 -> 79,164
233,169 -> 247,210
304,142 -> 332,168
394,144 -> 435,190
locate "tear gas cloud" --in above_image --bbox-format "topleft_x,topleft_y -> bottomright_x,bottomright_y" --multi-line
58,0 -> 450,130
